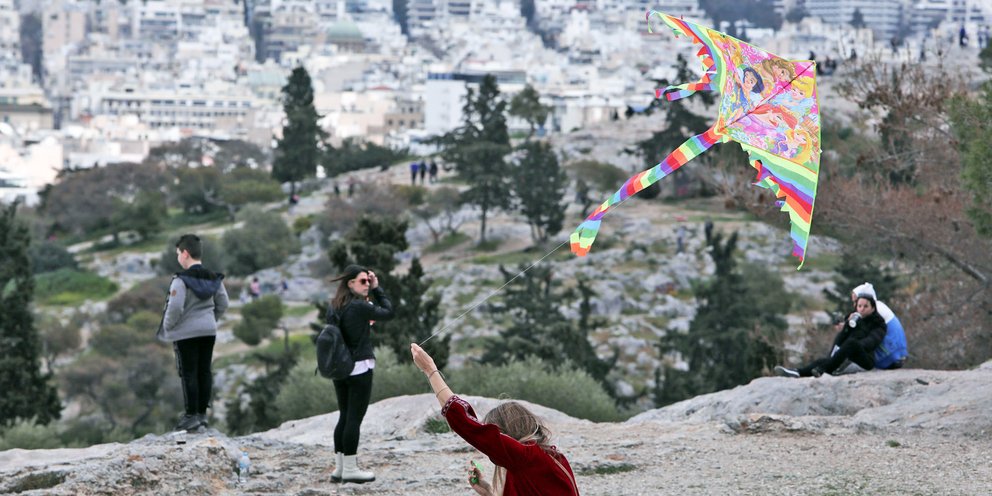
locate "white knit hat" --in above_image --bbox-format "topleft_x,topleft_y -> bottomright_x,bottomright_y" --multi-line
852,282 -> 877,300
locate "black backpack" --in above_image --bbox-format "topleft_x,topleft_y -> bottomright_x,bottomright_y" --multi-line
315,309 -> 355,380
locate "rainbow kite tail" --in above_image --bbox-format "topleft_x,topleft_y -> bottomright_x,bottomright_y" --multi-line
570,219 -> 602,256
570,127 -> 726,257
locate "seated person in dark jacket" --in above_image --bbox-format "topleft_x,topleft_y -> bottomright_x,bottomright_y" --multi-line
775,295 -> 887,378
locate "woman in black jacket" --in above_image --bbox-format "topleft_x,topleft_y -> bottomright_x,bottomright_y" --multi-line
776,295 -> 887,378
327,265 -> 395,483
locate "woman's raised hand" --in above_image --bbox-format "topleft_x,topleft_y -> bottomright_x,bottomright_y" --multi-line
368,271 -> 379,289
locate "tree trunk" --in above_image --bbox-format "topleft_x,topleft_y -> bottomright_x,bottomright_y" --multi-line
479,207 -> 488,243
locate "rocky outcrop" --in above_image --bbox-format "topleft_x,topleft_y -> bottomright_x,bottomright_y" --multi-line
3,364 -> 989,495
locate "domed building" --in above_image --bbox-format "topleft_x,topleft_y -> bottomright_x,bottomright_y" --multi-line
325,21 -> 367,52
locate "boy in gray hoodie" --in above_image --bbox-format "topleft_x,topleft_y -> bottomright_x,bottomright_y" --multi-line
158,234 -> 229,431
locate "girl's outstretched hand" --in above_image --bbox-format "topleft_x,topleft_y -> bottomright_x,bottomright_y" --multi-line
410,343 -> 436,375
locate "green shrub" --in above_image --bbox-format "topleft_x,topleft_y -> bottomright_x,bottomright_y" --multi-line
89,324 -> 147,355
222,208 -> 299,276
368,347 -> 425,403
273,347 -> 425,423
34,269 -> 118,305
30,241 -> 78,274
105,277 -> 172,324
273,357 -> 338,421
567,160 -> 627,193
233,320 -> 267,346
233,295 -> 283,345
292,215 -> 313,236
392,185 -> 428,206
0,419 -> 62,450
449,357 -> 620,422
243,295 -> 283,326
423,415 -> 451,434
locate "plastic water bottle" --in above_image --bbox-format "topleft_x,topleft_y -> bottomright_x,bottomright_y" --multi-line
238,451 -> 251,483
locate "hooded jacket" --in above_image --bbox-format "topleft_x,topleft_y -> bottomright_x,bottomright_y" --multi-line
157,264 -> 229,343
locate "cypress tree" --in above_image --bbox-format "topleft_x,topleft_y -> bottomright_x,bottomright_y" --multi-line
512,140 -> 567,243
0,203 -> 61,427
273,66 -> 325,199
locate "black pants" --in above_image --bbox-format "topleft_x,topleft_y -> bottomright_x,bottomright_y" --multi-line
799,338 -> 875,377
333,369 -> 373,455
174,335 -> 216,415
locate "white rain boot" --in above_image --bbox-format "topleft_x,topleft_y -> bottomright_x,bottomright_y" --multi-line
331,452 -> 343,482
341,454 -> 375,483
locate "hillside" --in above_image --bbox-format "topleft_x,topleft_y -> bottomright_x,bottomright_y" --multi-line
2,363 -> 990,495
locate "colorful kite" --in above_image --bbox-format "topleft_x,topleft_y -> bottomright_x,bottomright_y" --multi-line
570,11 -> 821,268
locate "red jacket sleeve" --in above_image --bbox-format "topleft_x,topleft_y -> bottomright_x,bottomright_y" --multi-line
442,395 -> 536,470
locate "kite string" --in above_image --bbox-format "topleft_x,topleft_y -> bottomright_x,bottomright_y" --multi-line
419,238 -> 570,345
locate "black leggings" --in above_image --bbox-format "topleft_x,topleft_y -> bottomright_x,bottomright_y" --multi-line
799,338 -> 875,377
174,335 -> 216,415
333,370 -> 374,455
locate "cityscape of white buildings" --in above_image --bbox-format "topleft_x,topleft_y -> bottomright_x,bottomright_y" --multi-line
0,0 -> 989,204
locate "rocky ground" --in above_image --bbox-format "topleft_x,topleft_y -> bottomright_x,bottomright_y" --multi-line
3,363 -> 990,495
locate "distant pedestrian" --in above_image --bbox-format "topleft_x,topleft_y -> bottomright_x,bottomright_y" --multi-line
410,162 -> 419,185
429,160 -> 439,183
249,277 -> 261,300
676,224 -> 686,254
348,178 -> 356,198
157,234 -> 229,432
333,182 -> 341,197
419,160 -> 427,184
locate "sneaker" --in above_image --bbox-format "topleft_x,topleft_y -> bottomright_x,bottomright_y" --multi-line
196,413 -> 209,429
175,413 -> 202,432
810,367 -> 824,378
774,365 -> 800,378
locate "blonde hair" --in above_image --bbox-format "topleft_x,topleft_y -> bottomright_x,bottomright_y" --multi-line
483,402 -> 557,496
759,58 -> 796,81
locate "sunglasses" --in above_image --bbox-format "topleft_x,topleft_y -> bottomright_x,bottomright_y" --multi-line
354,278 -> 370,285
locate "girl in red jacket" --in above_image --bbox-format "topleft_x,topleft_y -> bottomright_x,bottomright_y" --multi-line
410,343 -> 579,496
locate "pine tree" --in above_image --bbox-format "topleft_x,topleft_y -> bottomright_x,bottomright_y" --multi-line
482,265 -> 614,391
432,74 -> 514,244
392,0 -> 409,36
273,66 -> 325,199
0,203 -> 61,427
949,80 -> 992,237
475,75 -> 510,146
654,229 -> 790,407
453,142 -> 513,243
509,85 -> 551,139
512,141 -> 567,243
850,8 -> 866,29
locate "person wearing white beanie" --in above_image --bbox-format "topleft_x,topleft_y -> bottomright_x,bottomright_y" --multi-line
775,292 -> 888,378
849,282 -> 908,370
